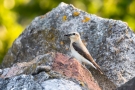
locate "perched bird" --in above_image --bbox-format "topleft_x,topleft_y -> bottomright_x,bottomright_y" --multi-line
64,32 -> 103,74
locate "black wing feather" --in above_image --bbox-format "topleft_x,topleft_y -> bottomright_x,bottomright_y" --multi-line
72,42 -> 87,57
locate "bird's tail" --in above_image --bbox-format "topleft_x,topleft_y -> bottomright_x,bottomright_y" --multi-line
92,61 -> 104,74
97,67 -> 104,74
86,60 -> 104,74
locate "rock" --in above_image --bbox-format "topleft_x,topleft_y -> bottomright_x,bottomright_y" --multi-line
117,77 -> 135,90
1,2 -> 135,90
52,53 -> 101,90
0,52 -> 101,90
0,53 -> 54,78
0,74 -> 87,90
41,79 -> 83,90
0,69 -> 3,75
0,75 -> 42,90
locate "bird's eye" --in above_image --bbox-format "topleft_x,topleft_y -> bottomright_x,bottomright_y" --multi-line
73,33 -> 75,35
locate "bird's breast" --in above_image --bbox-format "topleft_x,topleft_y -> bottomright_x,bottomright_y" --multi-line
70,44 -> 83,62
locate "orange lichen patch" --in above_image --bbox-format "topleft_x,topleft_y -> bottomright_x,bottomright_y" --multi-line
62,15 -> 67,21
65,47 -> 69,50
52,53 -> 101,90
73,11 -> 80,16
60,41 -> 64,45
80,81 -> 85,87
82,16 -> 90,23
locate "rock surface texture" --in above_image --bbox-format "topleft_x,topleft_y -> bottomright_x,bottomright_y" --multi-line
0,52 -> 100,90
0,2 -> 135,90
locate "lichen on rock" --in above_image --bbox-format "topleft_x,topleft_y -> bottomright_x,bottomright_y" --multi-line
1,2 -> 135,90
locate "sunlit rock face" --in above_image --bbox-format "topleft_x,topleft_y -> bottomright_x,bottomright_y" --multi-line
1,2 -> 135,90
0,52 -> 101,90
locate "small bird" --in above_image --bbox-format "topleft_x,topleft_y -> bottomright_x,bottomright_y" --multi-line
64,32 -> 103,74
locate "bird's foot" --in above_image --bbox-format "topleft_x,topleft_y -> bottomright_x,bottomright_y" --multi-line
68,57 -> 74,60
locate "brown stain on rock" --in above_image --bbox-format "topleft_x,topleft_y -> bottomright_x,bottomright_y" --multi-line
52,53 -> 101,90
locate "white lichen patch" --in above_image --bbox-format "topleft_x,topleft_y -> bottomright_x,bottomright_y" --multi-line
41,79 -> 82,90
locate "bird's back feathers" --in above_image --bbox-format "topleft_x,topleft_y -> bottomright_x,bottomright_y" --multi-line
72,42 -> 103,74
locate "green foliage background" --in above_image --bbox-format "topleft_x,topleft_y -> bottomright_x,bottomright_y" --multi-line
0,0 -> 135,63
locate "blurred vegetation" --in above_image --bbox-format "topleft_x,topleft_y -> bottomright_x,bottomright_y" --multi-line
0,0 -> 135,63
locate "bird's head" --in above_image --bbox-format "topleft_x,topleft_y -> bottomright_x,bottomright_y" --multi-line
64,32 -> 80,42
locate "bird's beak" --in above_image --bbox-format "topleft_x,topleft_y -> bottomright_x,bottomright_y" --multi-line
64,34 -> 71,37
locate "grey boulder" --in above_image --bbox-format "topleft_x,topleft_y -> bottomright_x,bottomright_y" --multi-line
1,2 -> 135,90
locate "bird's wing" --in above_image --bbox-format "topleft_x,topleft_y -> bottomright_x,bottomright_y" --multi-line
72,42 -> 103,74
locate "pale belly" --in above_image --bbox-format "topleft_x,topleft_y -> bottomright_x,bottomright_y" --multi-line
71,47 -> 96,69
71,48 -> 83,63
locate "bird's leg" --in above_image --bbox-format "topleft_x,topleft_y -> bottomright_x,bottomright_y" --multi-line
81,63 -> 91,72
81,62 -> 94,80
68,56 -> 74,60
82,62 -> 86,68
